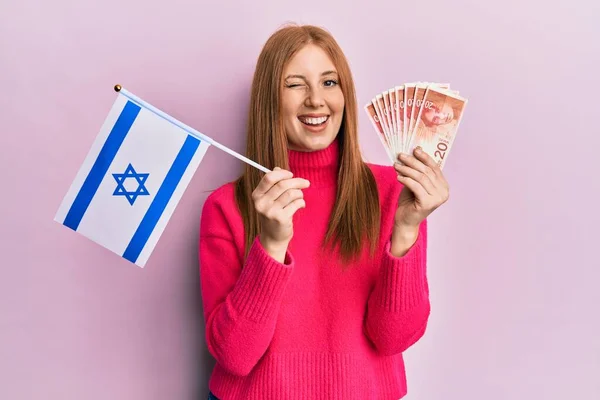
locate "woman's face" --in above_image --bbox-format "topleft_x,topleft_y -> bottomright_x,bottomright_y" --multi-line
281,44 -> 345,152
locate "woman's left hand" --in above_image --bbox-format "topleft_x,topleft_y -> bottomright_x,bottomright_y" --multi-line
393,147 -> 450,229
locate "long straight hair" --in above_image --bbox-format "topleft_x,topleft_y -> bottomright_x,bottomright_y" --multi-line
234,24 -> 380,264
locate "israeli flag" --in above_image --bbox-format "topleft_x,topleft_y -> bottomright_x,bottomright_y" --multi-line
55,89 -> 210,267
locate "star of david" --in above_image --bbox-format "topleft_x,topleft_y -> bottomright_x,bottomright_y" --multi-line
112,163 -> 150,205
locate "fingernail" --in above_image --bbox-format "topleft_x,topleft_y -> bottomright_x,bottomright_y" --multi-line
415,146 -> 422,153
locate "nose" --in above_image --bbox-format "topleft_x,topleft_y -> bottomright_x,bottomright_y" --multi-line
304,86 -> 325,108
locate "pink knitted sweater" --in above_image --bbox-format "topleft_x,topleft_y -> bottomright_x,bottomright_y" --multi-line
199,139 -> 430,399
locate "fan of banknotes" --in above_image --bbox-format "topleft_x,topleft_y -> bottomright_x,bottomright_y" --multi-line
364,82 -> 468,170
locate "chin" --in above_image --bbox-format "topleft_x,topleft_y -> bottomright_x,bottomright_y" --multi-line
292,135 -> 336,152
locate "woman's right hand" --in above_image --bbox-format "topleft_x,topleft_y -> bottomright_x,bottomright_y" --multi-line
252,167 -> 310,262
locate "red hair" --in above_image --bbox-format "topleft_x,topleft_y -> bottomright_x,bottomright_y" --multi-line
235,23 -> 380,264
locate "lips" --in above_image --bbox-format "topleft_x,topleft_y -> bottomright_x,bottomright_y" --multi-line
298,115 -> 329,126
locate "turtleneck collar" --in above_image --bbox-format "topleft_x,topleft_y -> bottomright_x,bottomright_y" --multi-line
287,138 -> 340,188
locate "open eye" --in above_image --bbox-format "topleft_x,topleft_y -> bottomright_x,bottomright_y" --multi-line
324,79 -> 338,87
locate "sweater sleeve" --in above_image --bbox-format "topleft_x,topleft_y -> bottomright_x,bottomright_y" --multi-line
199,194 -> 294,376
363,218 -> 430,356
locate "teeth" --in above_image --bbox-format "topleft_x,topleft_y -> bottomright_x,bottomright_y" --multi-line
300,116 -> 328,125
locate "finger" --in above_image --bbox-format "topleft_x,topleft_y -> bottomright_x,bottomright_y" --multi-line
254,178 -> 310,215
253,168 -> 294,199
397,174 -> 429,201
282,198 -> 306,219
414,151 -> 449,192
399,150 -> 437,182
264,177 -> 310,203
273,188 -> 304,209
255,178 -> 310,215
395,164 -> 436,196
412,147 -> 444,180
398,152 -> 436,182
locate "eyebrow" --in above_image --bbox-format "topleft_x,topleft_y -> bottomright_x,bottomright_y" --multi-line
285,70 -> 338,80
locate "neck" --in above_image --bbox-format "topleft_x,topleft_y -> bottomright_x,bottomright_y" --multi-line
287,139 -> 339,188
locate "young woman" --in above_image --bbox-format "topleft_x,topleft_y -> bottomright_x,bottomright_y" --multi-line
199,23 -> 449,400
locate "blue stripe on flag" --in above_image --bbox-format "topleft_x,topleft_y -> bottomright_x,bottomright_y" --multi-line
63,100 -> 141,230
122,135 -> 200,263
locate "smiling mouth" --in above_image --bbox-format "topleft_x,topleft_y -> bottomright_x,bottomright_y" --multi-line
298,115 -> 329,126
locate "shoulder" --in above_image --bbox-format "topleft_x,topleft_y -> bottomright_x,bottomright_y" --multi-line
365,162 -> 401,196
364,162 -> 403,219
200,180 -> 242,239
202,180 -> 237,211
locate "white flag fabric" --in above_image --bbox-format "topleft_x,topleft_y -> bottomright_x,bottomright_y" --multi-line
55,92 -> 210,267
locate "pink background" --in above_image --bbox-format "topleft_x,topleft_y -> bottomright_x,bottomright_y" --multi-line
1,0 -> 599,399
